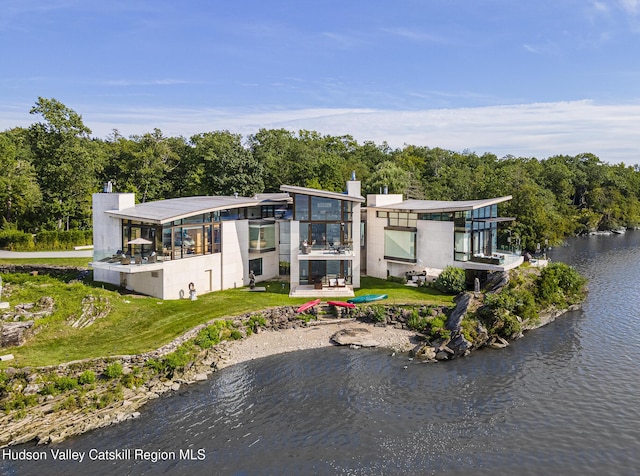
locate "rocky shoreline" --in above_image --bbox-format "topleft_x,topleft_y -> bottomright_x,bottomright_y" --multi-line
0,295 -> 582,448
0,306 -> 423,448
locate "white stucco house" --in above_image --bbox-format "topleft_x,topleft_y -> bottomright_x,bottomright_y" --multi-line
363,192 -> 523,282
90,178 -> 522,300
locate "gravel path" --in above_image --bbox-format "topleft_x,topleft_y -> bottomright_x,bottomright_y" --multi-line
216,319 -> 420,369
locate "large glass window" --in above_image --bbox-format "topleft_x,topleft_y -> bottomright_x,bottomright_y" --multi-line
294,194 -> 310,220
453,206 -> 500,261
220,208 -> 246,221
278,221 -> 290,275
388,212 -> 417,228
299,260 -> 352,286
342,201 -> 353,221
249,222 -> 276,252
311,197 -> 342,221
160,218 -> 221,261
384,229 -> 417,263
455,231 -> 471,261
122,221 -> 160,258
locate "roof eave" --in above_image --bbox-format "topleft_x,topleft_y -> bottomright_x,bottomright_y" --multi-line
280,185 -> 365,203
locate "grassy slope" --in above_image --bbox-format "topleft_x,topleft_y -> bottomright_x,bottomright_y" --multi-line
1,273 -> 454,368
0,258 -> 92,267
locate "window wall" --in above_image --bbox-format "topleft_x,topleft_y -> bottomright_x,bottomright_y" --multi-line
124,212 -> 223,261
454,205 -> 498,261
384,229 -> 417,263
298,260 -> 352,285
295,194 -> 354,250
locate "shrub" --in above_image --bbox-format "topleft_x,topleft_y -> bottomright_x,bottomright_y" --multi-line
0,229 -> 34,251
434,266 -> 466,294
427,315 -> 447,336
485,287 -> 538,324
460,314 -> 479,343
121,371 -> 144,389
103,362 -> 123,379
2,393 -> 38,412
55,395 -> 80,411
94,385 -> 124,410
34,229 -> 93,251
55,376 -> 79,392
407,309 -> 429,332
146,342 -> 198,378
537,262 -> 587,306
162,343 -> 196,376
195,320 -> 237,349
370,305 -> 387,323
246,314 -> 267,335
78,370 -> 96,385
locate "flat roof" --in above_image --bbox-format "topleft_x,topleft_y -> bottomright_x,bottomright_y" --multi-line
106,195 -> 289,225
369,196 -> 512,213
280,184 -> 365,203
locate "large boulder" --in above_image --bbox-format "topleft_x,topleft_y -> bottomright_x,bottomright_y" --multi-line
331,328 -> 380,347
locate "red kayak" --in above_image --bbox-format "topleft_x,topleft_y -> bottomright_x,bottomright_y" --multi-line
296,299 -> 321,313
327,301 -> 356,309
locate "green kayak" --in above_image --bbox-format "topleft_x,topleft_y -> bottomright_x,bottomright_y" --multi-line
347,294 -> 388,304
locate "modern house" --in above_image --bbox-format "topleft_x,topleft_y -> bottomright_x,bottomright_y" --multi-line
91,178 -> 521,299
364,192 -> 523,283
91,191 -> 291,300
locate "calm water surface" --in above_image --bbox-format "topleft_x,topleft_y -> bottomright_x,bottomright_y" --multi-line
3,233 -> 640,475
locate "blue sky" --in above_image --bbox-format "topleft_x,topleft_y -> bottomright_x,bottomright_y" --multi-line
2,0 -> 640,164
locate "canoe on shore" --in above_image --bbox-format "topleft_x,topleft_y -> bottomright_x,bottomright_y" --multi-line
327,301 -> 356,308
347,294 -> 388,304
296,299 -> 321,313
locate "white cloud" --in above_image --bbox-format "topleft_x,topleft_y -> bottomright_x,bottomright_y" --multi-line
3,100 -> 640,165
619,0 -> 640,15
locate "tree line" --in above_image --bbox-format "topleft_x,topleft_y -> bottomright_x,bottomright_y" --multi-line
2,97 -> 639,251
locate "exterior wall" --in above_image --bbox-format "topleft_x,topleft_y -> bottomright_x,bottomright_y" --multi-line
125,269 -> 165,299
92,193 -> 135,288
367,194 -> 403,208
160,254 -> 222,299
93,268 -> 121,287
92,193 -> 135,260
346,180 -> 361,198
249,250 -> 279,282
417,220 -> 454,270
365,193 -> 456,279
221,220 -> 249,290
365,204 -> 389,279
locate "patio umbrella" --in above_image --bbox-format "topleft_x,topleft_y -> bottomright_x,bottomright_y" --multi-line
127,238 -> 153,245
127,237 -> 153,257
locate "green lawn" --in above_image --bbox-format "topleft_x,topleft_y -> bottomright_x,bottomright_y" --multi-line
0,273 -> 453,368
0,258 -> 92,267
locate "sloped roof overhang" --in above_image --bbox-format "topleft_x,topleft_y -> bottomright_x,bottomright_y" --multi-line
280,185 -> 365,203
367,196 -> 512,213
105,195 -> 290,225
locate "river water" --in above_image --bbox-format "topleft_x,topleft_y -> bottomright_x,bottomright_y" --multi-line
3,233 -> 640,475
